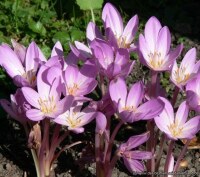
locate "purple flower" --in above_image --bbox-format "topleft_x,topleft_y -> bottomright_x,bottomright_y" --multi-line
90,39 -> 134,80
139,16 -> 183,71
54,103 -> 96,134
0,41 -> 46,87
102,3 -> 138,50
118,132 -> 152,173
109,77 -> 164,122
63,62 -> 97,98
171,48 -> 200,89
21,66 -> 73,121
154,98 -> 200,140
0,89 -> 31,124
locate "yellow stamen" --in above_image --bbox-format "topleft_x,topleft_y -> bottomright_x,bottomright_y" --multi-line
68,83 -> 79,95
167,120 -> 183,137
38,96 -> 56,114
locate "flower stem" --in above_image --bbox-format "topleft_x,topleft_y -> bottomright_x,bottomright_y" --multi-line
105,120 -> 123,164
31,149 -> 41,177
155,133 -> 166,171
164,140 -> 174,174
171,86 -> 180,107
173,139 -> 191,172
90,8 -> 95,23
150,71 -> 158,98
146,120 -> 155,173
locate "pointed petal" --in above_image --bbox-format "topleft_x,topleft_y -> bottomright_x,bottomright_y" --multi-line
11,39 -> 26,63
180,48 -> 196,73
125,132 -> 150,150
0,99 -> 20,121
136,98 -> 164,120
180,116 -> 200,139
128,150 -> 152,160
51,41 -> 63,57
164,44 -> 183,70
144,16 -> 162,52
54,95 -> 74,117
0,44 -> 24,77
139,34 -> 150,63
123,14 -> 139,44
127,81 -> 144,108
26,109 -> 44,121
102,3 -> 123,38
154,97 -> 174,133
25,41 -> 39,72
21,87 -> 40,109
175,101 -> 189,126
109,77 -> 127,108
157,26 -> 171,57
37,67 -> 52,99
123,158 -> 145,173
86,22 -> 103,43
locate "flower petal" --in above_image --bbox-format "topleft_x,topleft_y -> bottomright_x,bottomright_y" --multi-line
126,81 -> 144,108
144,16 -> 162,52
136,98 -> 164,120
21,87 -> 40,109
123,15 -> 139,44
102,3 -> 123,38
123,158 -> 145,173
26,109 -> 44,121
156,26 -> 171,58
109,77 -> 127,109
175,101 -> 189,126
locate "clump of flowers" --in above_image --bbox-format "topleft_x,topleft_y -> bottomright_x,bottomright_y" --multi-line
0,2 -> 200,177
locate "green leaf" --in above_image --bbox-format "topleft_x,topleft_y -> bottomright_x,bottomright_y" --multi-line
28,20 -> 46,36
52,31 -> 70,44
76,0 -> 103,10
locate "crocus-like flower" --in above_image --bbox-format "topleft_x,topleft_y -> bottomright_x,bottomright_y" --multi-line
54,103 -> 96,133
21,66 -> 73,121
0,89 -> 31,124
171,48 -> 200,89
102,3 -> 138,50
0,41 -> 46,87
63,62 -> 97,98
109,77 -> 164,122
117,132 -> 152,173
154,98 -> 200,140
139,16 -> 183,71
90,39 -> 134,80
186,74 -> 200,112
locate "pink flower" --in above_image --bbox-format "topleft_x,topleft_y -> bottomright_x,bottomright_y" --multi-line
171,48 -> 200,89
102,3 -> 138,50
90,39 -> 134,80
21,66 -> 73,121
154,98 -> 200,140
54,103 -> 96,134
139,16 -> 183,71
0,41 -> 46,87
0,89 -> 31,124
118,132 -> 152,173
109,77 -> 164,122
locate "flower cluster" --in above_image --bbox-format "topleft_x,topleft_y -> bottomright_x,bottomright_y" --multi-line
0,2 -> 200,177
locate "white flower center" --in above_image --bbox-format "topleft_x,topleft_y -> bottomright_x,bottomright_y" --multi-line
148,51 -> 164,69
67,83 -> 79,95
174,67 -> 190,84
